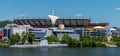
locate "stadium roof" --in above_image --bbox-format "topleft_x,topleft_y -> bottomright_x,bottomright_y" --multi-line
14,19 -> 90,27
89,23 -> 109,26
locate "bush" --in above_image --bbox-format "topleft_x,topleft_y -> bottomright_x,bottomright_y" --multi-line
0,43 -> 10,47
112,37 -> 120,42
9,33 -> 21,45
61,34 -> 72,44
21,37 -> 27,44
95,42 -> 106,47
68,39 -> 80,47
115,42 -> 120,47
80,37 -> 106,47
46,34 -> 59,43
27,32 -> 35,44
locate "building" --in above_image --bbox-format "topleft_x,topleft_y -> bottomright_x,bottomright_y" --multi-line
0,29 -> 2,41
110,27 -> 120,37
2,24 -> 30,40
13,18 -> 109,40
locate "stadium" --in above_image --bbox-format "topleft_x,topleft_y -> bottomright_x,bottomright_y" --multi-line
8,16 -> 109,40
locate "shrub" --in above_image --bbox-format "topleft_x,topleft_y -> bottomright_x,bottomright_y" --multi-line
68,39 -> 80,47
9,33 -> 21,44
27,32 -> 35,44
0,43 -> 10,47
46,34 -> 59,43
61,34 -> 72,44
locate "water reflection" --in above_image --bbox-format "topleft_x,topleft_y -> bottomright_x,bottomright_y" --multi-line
0,48 -> 120,56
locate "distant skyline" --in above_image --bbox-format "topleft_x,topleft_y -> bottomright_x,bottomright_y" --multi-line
0,0 -> 120,27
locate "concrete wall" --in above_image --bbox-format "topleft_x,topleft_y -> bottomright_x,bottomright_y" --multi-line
11,27 -> 26,37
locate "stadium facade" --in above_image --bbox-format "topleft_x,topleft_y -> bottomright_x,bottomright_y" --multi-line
12,18 -> 108,40
1,17 -> 109,41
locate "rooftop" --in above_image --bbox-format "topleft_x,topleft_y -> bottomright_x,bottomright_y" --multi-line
14,19 -> 90,27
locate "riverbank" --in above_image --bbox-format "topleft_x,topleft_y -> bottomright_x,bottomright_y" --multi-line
0,43 -> 10,47
10,44 -> 68,48
1,36 -> 120,48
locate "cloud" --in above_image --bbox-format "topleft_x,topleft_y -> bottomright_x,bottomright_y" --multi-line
20,14 -> 26,17
75,13 -> 82,16
115,8 -> 120,10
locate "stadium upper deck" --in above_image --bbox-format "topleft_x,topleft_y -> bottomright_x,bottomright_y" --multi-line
14,19 -> 91,27
14,18 -> 109,29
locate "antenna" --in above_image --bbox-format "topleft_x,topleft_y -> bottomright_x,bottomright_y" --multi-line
52,10 -> 54,16
7,0 -> 10,20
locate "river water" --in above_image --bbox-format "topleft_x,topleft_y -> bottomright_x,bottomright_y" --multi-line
0,47 -> 120,56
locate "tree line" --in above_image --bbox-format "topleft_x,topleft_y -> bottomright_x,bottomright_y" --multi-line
0,20 -> 14,27
9,32 -> 35,45
46,34 -> 120,47
1,31 -> 120,47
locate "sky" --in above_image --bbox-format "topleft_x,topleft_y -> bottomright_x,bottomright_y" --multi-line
0,0 -> 120,27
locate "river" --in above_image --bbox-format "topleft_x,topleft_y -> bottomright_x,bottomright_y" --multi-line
0,47 -> 120,56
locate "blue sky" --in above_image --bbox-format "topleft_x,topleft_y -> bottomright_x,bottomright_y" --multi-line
0,0 -> 120,27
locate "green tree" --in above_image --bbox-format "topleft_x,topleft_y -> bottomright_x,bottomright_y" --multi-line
0,20 -> 14,27
15,33 -> 21,43
9,33 -> 21,44
111,37 -> 120,47
68,39 -> 80,47
80,36 -> 106,47
21,37 -> 27,44
21,32 -> 27,44
9,34 -> 15,44
27,32 -> 35,44
61,34 -> 72,44
115,42 -> 120,47
46,34 -> 59,43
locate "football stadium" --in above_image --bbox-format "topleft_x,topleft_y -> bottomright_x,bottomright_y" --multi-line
9,15 -> 109,40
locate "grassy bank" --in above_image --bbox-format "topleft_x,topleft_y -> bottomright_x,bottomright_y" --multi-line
0,43 -> 10,47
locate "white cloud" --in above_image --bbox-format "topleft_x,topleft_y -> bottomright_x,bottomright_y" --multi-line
75,13 -> 82,16
115,8 -> 120,10
20,14 -> 26,17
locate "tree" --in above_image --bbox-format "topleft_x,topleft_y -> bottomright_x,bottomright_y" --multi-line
15,33 -> 21,43
21,37 -> 27,44
21,32 -> 35,44
68,39 -> 80,47
21,32 -> 28,44
9,34 -> 15,44
0,20 -> 14,27
46,34 -> 59,43
9,33 -> 21,44
80,36 -> 106,47
61,34 -> 72,44
27,32 -> 35,44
